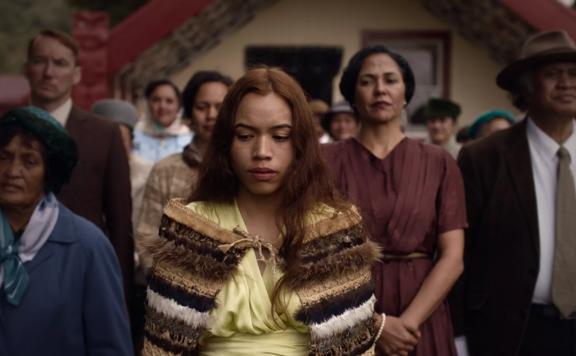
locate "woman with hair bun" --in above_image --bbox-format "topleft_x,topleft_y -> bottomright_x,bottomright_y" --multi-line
323,46 -> 467,355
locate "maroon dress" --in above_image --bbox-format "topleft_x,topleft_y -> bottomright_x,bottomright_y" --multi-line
322,138 -> 467,356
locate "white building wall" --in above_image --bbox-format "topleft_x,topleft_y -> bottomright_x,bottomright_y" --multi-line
172,0 -> 519,125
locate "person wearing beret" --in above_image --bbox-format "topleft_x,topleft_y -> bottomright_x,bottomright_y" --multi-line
24,29 -> 134,313
453,30 -> 576,355
425,97 -> 462,159
0,107 -> 133,355
468,109 -> 515,140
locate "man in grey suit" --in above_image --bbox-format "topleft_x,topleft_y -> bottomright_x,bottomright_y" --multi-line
454,30 -> 576,355
24,29 -> 134,311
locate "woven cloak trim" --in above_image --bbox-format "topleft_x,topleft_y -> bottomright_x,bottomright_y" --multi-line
296,281 -> 374,324
303,205 -> 362,243
142,336 -> 184,355
148,274 -> 216,312
147,288 -> 212,329
309,295 -> 376,339
162,198 -> 240,244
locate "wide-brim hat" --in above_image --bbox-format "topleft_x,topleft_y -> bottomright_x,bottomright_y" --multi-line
497,30 -> 576,91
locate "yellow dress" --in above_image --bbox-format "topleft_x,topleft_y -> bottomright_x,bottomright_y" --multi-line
187,201 -> 310,356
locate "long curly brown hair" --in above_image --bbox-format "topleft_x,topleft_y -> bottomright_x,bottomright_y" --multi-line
190,66 -> 346,312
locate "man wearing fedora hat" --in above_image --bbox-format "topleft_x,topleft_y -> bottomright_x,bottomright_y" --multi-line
453,30 -> 576,355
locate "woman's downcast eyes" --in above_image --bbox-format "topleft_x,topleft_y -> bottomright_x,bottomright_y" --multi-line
233,129 -> 292,142
272,134 -> 290,142
234,132 -> 252,141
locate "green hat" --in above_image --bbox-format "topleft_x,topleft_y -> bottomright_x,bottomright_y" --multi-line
424,98 -> 461,121
0,106 -> 78,193
468,109 -> 515,139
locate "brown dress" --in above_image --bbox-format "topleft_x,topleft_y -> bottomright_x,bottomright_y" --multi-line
322,138 -> 467,356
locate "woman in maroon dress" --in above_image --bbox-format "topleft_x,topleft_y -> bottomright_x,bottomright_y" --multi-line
322,46 -> 467,355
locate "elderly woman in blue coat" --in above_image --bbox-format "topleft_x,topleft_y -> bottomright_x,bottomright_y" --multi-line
0,107 -> 133,356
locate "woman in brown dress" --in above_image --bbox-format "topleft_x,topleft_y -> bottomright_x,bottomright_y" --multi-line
322,46 -> 467,356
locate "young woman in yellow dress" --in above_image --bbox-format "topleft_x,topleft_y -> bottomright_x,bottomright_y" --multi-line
141,67 -> 383,355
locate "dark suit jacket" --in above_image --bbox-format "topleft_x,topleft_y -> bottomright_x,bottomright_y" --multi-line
58,106 -> 134,303
453,120 -> 540,355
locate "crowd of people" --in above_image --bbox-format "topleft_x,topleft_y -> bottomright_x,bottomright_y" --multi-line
1,26 -> 576,356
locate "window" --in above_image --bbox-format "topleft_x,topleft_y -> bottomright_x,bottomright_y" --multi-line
245,46 -> 342,104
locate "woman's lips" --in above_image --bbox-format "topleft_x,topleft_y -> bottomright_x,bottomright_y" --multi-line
248,168 -> 277,181
371,101 -> 392,109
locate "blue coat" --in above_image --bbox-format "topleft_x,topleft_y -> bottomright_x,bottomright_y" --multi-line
0,204 -> 133,356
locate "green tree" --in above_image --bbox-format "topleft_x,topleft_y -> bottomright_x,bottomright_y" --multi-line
68,0 -> 148,26
0,0 -> 148,73
0,0 -> 72,73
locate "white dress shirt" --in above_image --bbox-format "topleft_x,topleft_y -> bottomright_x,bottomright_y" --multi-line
455,118 -> 576,356
48,98 -> 73,127
527,118 -> 576,304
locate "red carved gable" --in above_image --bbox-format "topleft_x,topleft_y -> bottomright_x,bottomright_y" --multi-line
501,0 -> 576,38
107,0 -> 215,73
73,11 -> 110,109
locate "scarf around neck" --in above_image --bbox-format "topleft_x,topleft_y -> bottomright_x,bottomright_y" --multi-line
137,107 -> 191,138
0,193 -> 59,305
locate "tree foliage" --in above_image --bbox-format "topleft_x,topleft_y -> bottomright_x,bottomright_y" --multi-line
0,0 -> 72,73
68,0 -> 149,26
0,0 -> 148,73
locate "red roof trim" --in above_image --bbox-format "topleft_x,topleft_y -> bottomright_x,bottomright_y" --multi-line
0,75 -> 30,103
501,0 -> 576,38
108,0 -> 216,73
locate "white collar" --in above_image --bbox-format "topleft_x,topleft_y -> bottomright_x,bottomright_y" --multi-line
49,98 -> 73,127
527,117 -> 576,160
